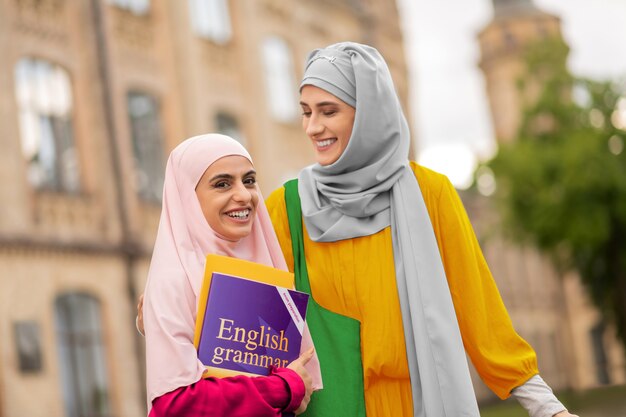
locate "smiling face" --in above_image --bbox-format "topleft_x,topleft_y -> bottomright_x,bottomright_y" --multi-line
300,85 -> 356,166
195,155 -> 259,241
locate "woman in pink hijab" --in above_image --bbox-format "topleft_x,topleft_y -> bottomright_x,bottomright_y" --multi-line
142,133 -> 318,417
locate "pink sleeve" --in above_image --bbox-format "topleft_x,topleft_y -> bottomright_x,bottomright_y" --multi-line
266,367 -> 305,413
149,367 -> 304,417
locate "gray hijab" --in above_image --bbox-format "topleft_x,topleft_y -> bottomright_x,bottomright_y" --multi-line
298,42 -> 480,416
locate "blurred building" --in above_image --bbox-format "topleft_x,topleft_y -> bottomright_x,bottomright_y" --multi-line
2,0 -> 622,416
0,1 -> 408,416
469,0 -> 625,401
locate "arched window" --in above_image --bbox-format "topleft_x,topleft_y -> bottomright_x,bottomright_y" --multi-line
261,36 -> 298,123
127,91 -> 166,202
215,112 -> 245,145
14,58 -> 80,193
54,293 -> 111,417
189,0 -> 232,44
108,0 -> 150,15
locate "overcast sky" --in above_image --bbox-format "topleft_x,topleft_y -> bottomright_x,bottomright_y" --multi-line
398,0 -> 626,188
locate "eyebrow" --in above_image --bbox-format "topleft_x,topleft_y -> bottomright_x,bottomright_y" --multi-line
208,173 -> 233,182
299,100 -> 340,108
208,169 -> 256,183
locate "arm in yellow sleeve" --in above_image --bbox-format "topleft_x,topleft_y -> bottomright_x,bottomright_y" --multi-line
414,163 -> 538,399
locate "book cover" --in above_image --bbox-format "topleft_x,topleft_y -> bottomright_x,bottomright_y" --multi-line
195,255 -> 309,378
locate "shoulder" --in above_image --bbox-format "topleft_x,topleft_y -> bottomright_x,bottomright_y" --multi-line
409,161 -> 454,200
264,184 -> 295,270
265,185 -> 290,238
408,162 -> 470,229
266,185 -> 286,212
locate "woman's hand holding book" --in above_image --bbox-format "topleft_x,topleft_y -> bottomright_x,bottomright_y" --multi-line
288,347 -> 315,415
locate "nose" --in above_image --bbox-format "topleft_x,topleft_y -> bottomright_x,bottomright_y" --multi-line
305,114 -> 324,138
232,181 -> 252,203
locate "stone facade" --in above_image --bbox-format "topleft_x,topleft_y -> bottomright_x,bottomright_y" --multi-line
0,1 -> 408,416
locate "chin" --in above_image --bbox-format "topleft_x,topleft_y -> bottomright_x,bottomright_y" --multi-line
228,228 -> 253,241
318,159 -> 337,166
315,154 -> 338,166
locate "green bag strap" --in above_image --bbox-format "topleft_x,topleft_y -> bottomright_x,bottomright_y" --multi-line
283,179 -> 312,294
283,179 -> 367,417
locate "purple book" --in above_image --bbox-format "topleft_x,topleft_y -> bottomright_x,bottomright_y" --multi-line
197,272 -> 309,377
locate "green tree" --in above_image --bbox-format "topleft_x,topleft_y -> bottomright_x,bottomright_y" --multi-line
486,37 -> 626,347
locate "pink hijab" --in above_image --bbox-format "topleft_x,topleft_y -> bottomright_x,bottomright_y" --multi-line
143,134 -> 320,408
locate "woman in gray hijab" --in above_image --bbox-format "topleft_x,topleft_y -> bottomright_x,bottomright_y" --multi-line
266,42 -> 577,417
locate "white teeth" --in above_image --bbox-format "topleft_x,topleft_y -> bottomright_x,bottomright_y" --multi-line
227,209 -> 250,218
316,138 -> 336,148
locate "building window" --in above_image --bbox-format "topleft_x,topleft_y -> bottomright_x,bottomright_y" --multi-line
108,0 -> 150,15
14,58 -> 81,193
189,0 -> 232,44
127,91 -> 166,202
590,321 -> 611,385
14,321 -> 43,373
54,293 -> 111,417
215,112 -> 245,145
261,36 -> 298,123
503,27 -> 517,50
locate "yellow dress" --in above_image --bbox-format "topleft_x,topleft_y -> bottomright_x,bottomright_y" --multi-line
266,162 -> 538,416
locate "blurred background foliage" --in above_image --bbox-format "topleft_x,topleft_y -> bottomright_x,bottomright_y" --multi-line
485,37 -> 626,349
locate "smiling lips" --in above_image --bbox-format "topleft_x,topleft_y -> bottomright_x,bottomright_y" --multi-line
315,138 -> 337,150
225,209 -> 251,221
